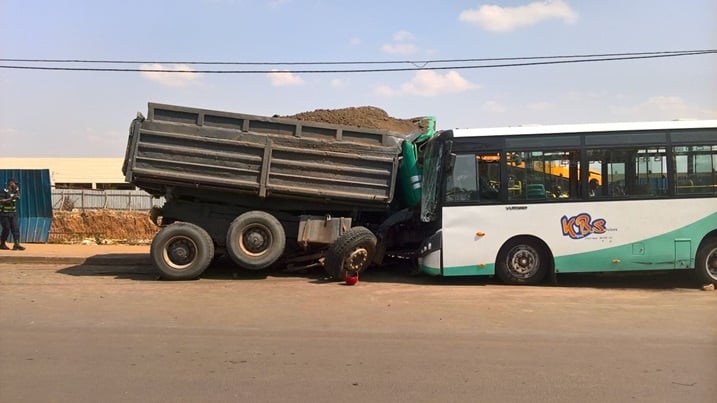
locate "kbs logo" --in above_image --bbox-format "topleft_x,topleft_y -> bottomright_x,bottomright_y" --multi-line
561,213 -> 606,239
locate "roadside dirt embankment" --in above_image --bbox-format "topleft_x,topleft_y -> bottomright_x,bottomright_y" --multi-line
50,210 -> 158,244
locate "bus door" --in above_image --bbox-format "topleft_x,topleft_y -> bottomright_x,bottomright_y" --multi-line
441,152 -> 502,275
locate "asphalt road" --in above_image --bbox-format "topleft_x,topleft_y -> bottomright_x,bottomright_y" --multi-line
0,262 -> 715,403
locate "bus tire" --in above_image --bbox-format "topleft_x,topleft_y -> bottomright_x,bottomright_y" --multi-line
226,211 -> 286,270
695,238 -> 717,286
151,222 -> 214,280
324,226 -> 377,280
496,238 -> 548,285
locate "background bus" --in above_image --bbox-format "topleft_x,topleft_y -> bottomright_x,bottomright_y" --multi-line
417,120 -> 717,285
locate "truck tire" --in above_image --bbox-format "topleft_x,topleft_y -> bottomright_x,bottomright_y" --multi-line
151,222 -> 214,280
695,238 -> 717,286
496,238 -> 548,285
226,211 -> 286,270
324,226 -> 377,280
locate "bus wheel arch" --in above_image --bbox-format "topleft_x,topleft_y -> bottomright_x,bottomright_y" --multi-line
495,236 -> 553,285
695,234 -> 717,286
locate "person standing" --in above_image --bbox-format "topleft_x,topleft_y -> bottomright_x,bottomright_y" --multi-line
0,178 -> 25,250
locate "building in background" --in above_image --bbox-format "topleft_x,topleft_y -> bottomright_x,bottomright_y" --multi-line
0,158 -> 131,189
0,159 -> 160,211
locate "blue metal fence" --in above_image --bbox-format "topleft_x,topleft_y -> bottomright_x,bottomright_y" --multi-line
0,169 -> 53,243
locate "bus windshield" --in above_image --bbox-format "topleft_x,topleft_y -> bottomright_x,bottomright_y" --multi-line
420,133 -> 449,222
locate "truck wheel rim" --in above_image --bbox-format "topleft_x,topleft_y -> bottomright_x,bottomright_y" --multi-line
164,236 -> 197,270
240,224 -> 272,256
344,247 -> 369,272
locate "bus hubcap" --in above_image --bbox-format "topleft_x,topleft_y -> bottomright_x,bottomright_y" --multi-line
510,247 -> 538,277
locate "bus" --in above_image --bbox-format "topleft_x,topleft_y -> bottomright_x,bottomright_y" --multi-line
416,120 -> 717,285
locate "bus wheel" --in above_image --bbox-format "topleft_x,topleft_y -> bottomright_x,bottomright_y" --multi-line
496,238 -> 548,285
695,238 -> 717,286
151,222 -> 214,280
324,226 -> 377,280
226,211 -> 286,270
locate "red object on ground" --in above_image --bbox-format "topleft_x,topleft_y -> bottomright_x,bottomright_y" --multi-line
344,272 -> 359,285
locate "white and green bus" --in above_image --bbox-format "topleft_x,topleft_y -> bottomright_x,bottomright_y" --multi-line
416,120 -> 717,285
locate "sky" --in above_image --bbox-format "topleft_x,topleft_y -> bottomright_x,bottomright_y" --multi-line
1,0 -> 715,157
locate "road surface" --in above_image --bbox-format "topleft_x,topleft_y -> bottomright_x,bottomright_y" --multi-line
1,262 -> 715,402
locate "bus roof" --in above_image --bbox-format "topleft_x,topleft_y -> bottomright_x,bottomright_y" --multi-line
450,120 -> 717,138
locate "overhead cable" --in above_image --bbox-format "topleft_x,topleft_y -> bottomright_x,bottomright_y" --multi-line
0,50 -> 714,74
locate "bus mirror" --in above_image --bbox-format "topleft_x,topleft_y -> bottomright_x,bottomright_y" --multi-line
448,153 -> 456,172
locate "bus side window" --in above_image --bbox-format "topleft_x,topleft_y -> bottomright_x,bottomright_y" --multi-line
587,148 -> 668,199
506,150 -> 579,201
673,145 -> 717,195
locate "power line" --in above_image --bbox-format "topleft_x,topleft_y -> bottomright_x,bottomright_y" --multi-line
0,50 -> 714,74
1,49 -> 714,65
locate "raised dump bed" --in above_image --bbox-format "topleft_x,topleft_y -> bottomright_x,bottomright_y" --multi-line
123,103 -> 405,209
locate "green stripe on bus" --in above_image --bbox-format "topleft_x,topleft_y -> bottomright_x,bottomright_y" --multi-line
555,213 -> 716,273
433,212 -> 715,276
422,264 -> 496,277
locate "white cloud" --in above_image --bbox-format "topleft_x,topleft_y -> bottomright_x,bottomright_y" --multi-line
393,30 -> 414,42
459,0 -> 578,33
382,30 -> 418,55
374,70 -> 479,97
382,43 -> 418,55
349,37 -> 361,46
140,64 -> 201,87
611,96 -> 717,120
267,70 -> 304,87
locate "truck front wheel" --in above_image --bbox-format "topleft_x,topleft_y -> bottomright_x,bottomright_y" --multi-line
226,211 -> 286,270
324,226 -> 377,280
151,222 -> 214,280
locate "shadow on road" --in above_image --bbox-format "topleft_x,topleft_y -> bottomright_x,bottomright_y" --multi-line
57,254 -> 704,290
57,255 -> 158,281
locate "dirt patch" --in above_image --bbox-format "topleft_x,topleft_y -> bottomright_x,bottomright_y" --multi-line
50,210 -> 158,244
285,106 -> 429,135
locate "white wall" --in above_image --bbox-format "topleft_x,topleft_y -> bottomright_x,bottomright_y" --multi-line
0,158 -> 126,188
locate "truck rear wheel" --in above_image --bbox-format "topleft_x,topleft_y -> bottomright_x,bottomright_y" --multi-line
324,226 -> 377,280
226,211 -> 286,270
151,222 -> 214,280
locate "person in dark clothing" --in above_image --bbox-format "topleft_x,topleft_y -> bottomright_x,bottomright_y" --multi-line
0,178 -> 25,250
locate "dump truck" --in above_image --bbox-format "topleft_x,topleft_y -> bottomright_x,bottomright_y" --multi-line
123,103 -> 435,280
